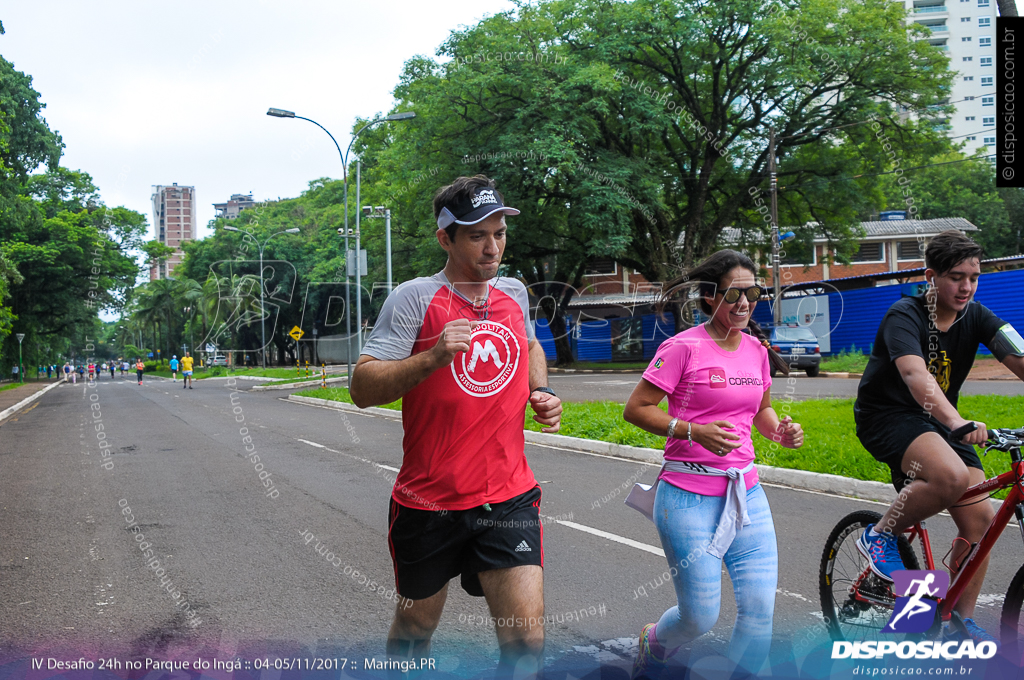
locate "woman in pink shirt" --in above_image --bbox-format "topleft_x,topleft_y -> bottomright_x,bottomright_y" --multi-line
624,249 -> 804,678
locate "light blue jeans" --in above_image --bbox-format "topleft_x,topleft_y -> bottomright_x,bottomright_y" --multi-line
652,481 -> 778,675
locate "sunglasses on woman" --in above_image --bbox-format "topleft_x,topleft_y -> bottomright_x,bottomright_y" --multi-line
718,285 -> 763,304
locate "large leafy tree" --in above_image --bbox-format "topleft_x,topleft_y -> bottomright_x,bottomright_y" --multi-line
0,52 -> 147,369
544,0 -> 955,282
353,0 -> 957,354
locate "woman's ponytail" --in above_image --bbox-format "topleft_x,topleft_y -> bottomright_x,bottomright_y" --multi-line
745,318 -> 790,376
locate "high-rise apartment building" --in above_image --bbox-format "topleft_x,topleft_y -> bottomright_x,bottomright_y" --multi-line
903,0 -> 999,150
213,193 -> 256,220
150,183 -> 196,281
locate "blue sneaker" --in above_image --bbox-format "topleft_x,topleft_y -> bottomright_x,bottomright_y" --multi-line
856,524 -> 905,582
962,618 -> 998,644
631,624 -> 667,680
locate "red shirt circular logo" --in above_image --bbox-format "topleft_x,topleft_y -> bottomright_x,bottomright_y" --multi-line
450,320 -> 521,397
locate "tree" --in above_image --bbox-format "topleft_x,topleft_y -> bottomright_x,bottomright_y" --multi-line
0,54 -> 147,370
546,0 -> 955,288
880,152 -> 1021,258
0,250 -> 23,360
142,240 -> 177,277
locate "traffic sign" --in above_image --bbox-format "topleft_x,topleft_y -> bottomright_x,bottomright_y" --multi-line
288,326 -> 305,341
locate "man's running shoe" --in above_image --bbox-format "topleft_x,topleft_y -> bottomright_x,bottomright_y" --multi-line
856,524 -> 905,582
961,618 -> 998,644
631,623 -> 666,680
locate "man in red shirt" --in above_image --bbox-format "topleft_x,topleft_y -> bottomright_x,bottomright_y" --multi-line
350,175 -> 561,677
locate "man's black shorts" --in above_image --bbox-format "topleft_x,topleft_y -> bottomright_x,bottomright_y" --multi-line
387,486 -> 543,600
854,405 -> 983,487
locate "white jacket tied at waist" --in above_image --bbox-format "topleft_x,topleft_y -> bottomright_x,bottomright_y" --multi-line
624,459 -> 756,559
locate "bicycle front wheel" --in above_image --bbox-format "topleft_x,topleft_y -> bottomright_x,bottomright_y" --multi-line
819,510 -> 921,641
999,562 -> 1024,654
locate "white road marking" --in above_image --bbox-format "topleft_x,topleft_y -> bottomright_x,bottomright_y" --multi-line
544,517 -> 664,556
295,438 -> 400,472
975,594 -> 1005,608
777,588 -> 812,603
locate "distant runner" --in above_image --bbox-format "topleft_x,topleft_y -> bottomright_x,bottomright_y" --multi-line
135,358 -> 145,385
169,355 -> 179,381
181,352 -> 194,389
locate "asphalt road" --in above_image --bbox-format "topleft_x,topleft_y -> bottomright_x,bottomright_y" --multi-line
548,373 -> 1024,404
1,376 -> 1022,678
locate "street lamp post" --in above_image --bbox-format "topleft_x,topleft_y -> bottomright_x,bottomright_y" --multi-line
16,333 -> 24,383
266,108 -> 415,376
223,226 -> 301,368
363,206 -> 393,294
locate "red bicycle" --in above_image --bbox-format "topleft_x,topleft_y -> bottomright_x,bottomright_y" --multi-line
820,424 -> 1024,643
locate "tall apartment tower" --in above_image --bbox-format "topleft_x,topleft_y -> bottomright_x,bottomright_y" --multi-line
903,0 -> 999,150
213,193 -> 256,220
150,183 -> 196,281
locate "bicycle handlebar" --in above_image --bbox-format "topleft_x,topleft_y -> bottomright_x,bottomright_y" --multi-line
950,421 -> 988,442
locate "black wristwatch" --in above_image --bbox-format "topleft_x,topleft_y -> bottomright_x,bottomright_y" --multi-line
531,386 -> 557,397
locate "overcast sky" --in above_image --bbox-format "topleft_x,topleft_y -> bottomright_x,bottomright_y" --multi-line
2,0 -> 514,241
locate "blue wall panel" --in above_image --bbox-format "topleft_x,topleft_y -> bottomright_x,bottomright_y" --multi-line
562,269 -> 1023,362
825,286 -> 904,355
752,269 -> 1024,356
973,268 -> 1024,354
534,318 -> 557,360
577,321 -> 613,362
643,312 -> 676,359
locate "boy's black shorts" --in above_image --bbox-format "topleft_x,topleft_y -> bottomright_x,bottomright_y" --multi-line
387,486 -> 543,600
854,405 -> 983,490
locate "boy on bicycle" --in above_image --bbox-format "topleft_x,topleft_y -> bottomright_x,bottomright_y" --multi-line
854,230 -> 1024,642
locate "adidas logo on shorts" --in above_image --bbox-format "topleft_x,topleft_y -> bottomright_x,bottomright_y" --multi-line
515,540 -> 531,552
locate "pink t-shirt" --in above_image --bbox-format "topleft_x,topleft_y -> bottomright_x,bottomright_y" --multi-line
642,324 -> 772,496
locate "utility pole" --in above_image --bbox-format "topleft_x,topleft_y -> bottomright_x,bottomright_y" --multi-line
16,333 -> 24,383
385,207 -> 393,294
769,127 -> 782,326
355,160 -> 363,354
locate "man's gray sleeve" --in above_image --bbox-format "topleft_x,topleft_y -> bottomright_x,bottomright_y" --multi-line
496,278 -> 536,342
361,278 -> 441,361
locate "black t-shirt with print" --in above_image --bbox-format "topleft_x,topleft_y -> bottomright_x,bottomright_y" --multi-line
855,295 -> 1005,415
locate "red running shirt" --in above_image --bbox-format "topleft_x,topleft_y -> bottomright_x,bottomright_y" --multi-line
360,272 -> 537,511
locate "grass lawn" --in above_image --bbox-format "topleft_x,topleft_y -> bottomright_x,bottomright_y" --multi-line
820,350 -> 869,374
296,387 -> 403,410
298,387 -> 1024,491
0,382 -> 23,394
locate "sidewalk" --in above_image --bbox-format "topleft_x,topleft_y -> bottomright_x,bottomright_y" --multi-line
0,379 -> 63,419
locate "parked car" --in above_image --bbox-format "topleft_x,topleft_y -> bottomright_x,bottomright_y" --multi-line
210,355 -> 229,367
769,326 -> 822,377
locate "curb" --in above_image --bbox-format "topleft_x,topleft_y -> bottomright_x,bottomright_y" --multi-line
0,380 -> 65,423
548,368 -> 644,374
288,394 -> 398,417
284,394 -> 902,503
252,376 -> 348,392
